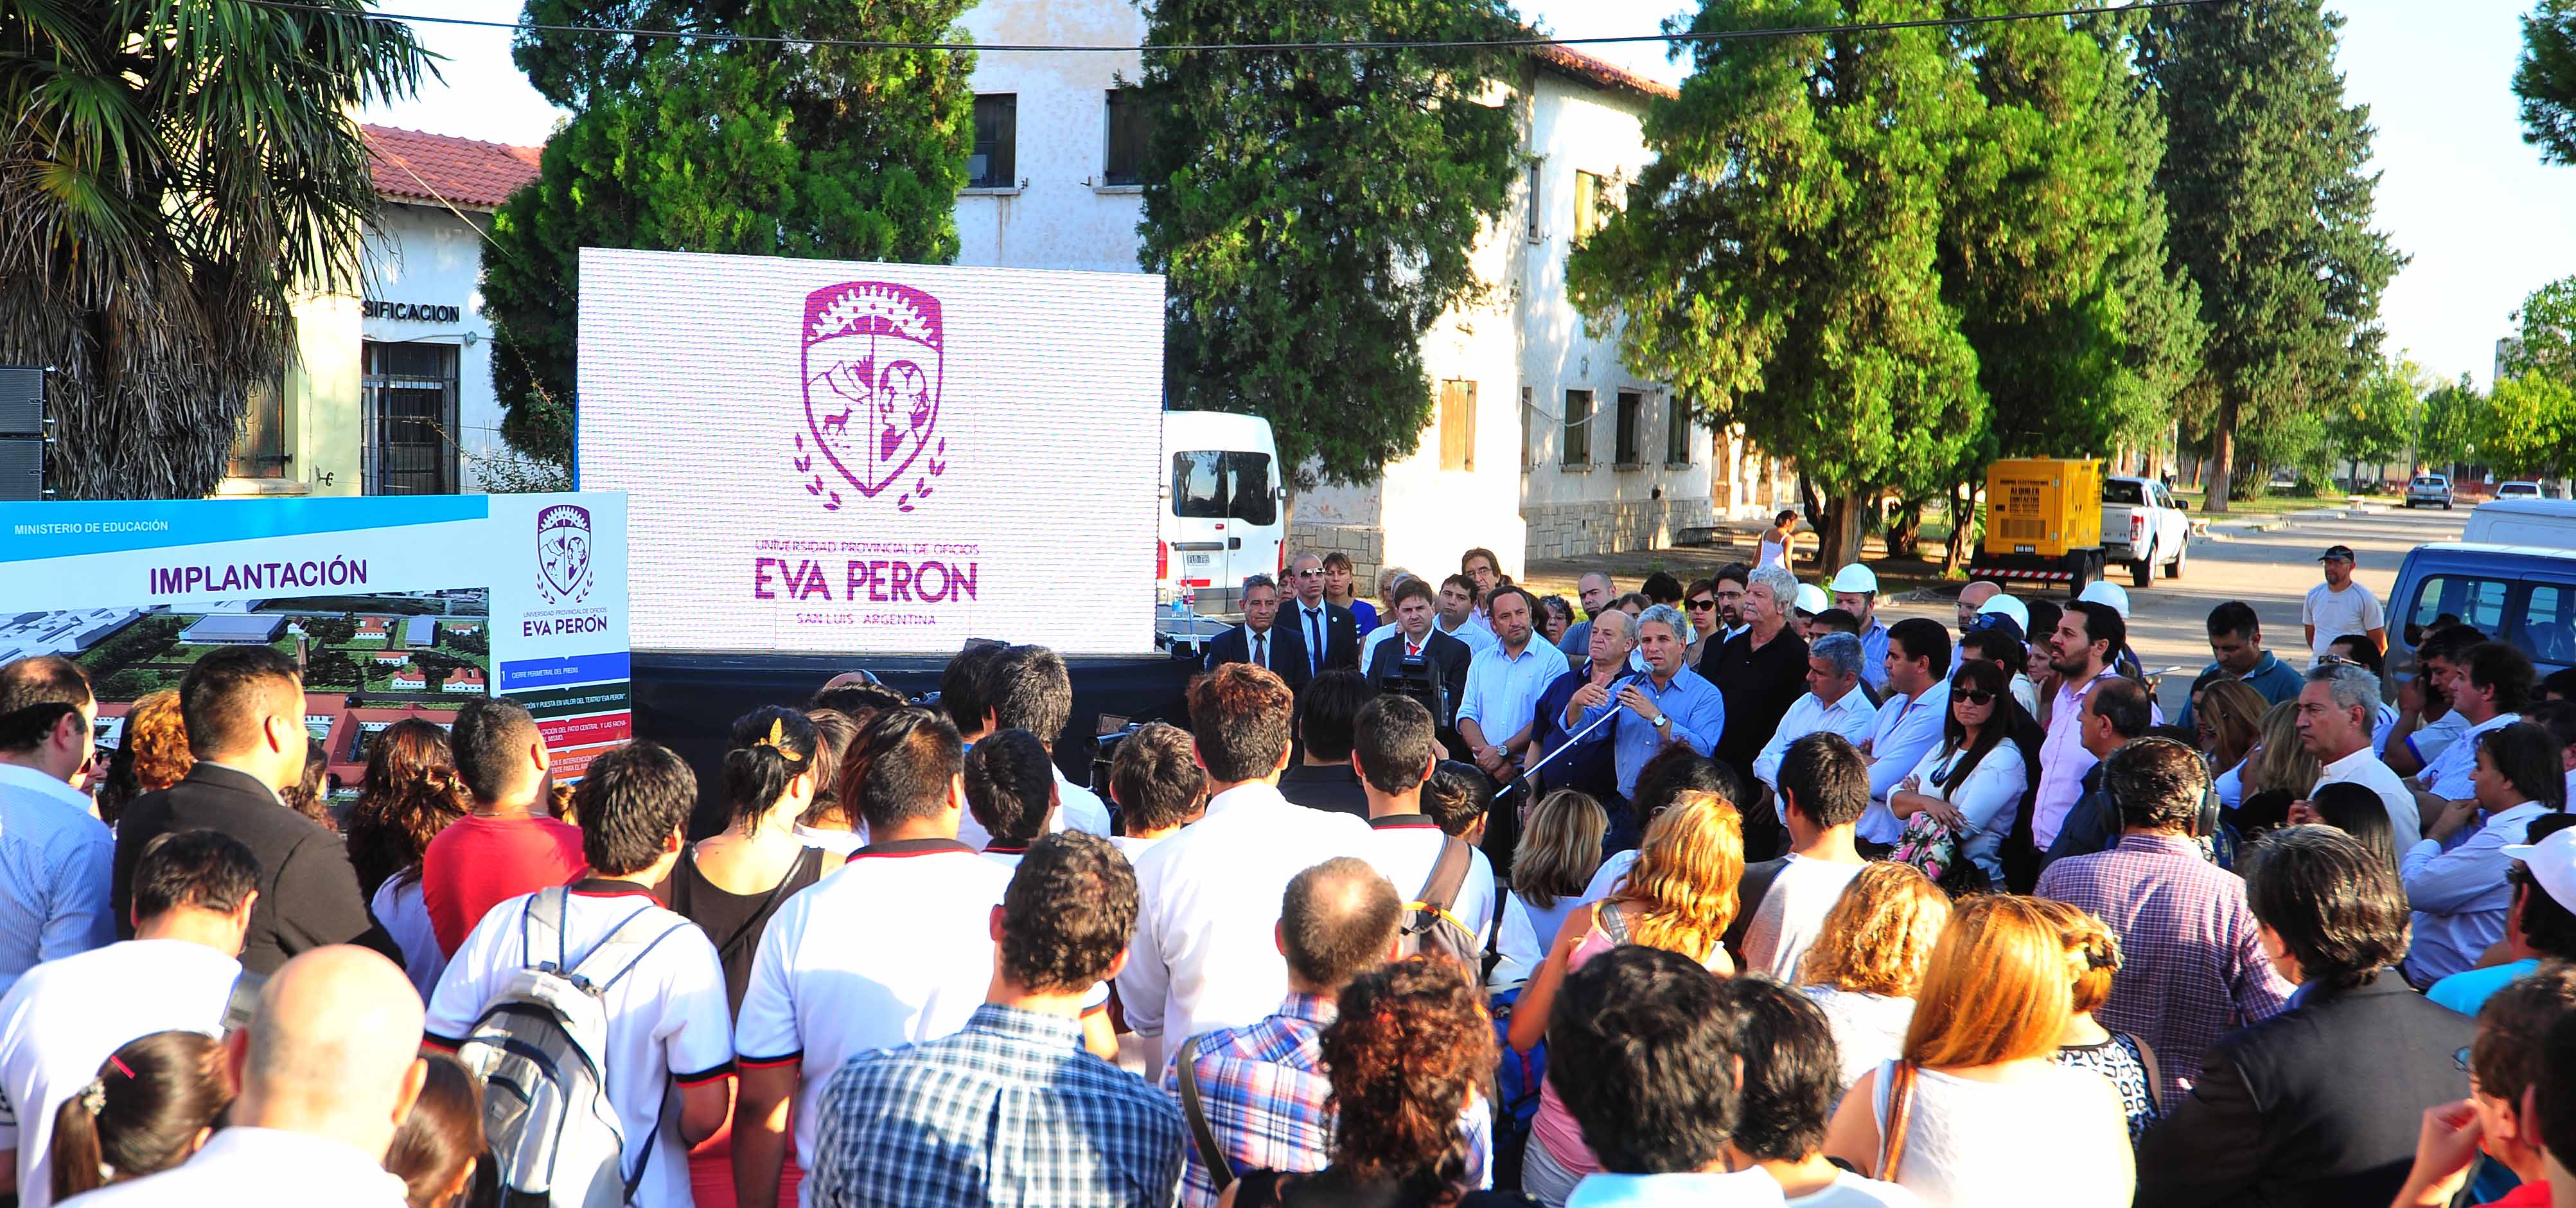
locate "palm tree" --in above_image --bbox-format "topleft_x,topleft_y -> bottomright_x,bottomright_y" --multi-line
1,1 -> 432,498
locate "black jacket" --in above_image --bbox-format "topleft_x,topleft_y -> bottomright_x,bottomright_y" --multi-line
1364,628 -> 1474,729
2135,971 -> 2478,1208
1273,600 -> 1362,694
1700,628 -> 1810,791
1278,763 -> 1370,821
1203,622 -> 1293,679
112,762 -> 376,975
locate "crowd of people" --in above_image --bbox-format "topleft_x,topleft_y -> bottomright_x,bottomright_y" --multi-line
1,538 -> 2575,1207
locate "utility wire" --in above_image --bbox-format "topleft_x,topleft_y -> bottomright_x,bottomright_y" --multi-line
249,0 -> 2230,56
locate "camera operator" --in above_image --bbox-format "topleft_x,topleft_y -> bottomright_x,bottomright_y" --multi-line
1364,578 -> 1472,756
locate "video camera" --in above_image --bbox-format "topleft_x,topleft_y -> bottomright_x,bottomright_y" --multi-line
1374,653 -> 1454,730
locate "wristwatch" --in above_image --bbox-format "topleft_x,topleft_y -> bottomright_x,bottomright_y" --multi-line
1651,715 -> 1670,730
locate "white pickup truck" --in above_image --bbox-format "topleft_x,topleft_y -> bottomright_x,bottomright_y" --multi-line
2101,475 -> 2190,588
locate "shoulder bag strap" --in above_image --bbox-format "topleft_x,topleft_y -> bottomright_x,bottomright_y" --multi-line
221,969 -> 266,1033
1416,837 -> 1474,915
1598,900 -> 1630,946
1175,1035 -> 1235,1193
714,851 -> 811,963
2131,1034 -> 2164,1115
1877,1060 -> 1919,1180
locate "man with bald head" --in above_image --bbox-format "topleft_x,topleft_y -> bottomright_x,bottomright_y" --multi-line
73,945 -> 426,1204
1531,607 -> 1634,803
1162,857 -> 1490,1205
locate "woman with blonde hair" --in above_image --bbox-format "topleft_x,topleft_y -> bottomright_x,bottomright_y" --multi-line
1491,789 -> 1608,989
2194,679 -> 2268,797
1798,862 -> 1953,1093
2232,700 -> 2323,832
2030,898 -> 2162,1141
1504,791 -> 1743,1206
1823,894 -> 2133,1207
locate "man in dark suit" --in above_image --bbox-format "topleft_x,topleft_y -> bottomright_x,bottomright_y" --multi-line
1277,670 -> 1375,819
1275,553 -> 1361,695
1201,574 -> 1288,677
1365,579 -> 1472,754
110,644 -> 374,975
2136,824 -> 2477,1208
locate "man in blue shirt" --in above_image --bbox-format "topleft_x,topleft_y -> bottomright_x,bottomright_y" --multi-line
1568,605 -> 1724,801
2174,601 -> 2307,731
1831,564 -> 1892,693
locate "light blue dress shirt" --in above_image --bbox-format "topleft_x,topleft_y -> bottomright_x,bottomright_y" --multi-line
1567,666 -> 1725,798
1459,640 -> 1567,747
0,763 -> 116,999
1857,617 -> 1893,691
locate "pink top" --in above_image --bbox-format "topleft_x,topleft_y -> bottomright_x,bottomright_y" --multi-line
2033,671 -> 2108,850
1528,912 -> 1725,1177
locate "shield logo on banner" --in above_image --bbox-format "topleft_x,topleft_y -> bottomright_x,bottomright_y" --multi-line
536,504 -> 593,605
797,281 -> 946,511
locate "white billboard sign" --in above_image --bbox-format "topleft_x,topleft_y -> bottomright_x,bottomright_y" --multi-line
576,248 -> 1164,654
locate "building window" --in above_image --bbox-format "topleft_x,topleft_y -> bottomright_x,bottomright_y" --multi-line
1526,159 -> 1543,241
1666,394 -> 1691,465
1438,380 -> 1477,472
226,375 -> 288,479
362,340 -> 459,495
970,94 -> 1017,190
1574,170 -> 1605,242
1520,386 -> 1537,470
1562,389 -> 1592,467
1104,88 -> 1152,187
1614,389 -> 1643,466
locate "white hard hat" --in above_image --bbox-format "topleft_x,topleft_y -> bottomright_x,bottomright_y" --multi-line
2076,580 -> 2131,619
1976,592 -> 2031,632
1828,564 -> 1878,594
1794,583 -> 1830,616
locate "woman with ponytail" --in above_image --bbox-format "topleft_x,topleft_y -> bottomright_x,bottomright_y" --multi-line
2031,898 -> 2164,1141
669,706 -> 829,1208
48,1031 -> 230,1204
342,718 -> 471,998
385,1053 -> 486,1208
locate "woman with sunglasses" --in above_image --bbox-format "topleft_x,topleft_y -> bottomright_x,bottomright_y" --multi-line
1888,660 -> 2029,886
1682,578 -> 1722,668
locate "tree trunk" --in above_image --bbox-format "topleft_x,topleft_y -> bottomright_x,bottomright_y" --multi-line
1818,489 -> 1868,569
1885,495 -> 1925,559
1945,479 -> 1976,571
1800,474 -> 1826,535
2204,408 -> 2237,514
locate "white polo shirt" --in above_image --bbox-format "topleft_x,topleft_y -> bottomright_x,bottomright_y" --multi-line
0,938 -> 240,1208
1359,814 -> 1498,947
1118,781 -> 1373,1043
425,882 -> 734,1208
55,1126 -> 410,1207
736,838 -> 1014,1194
956,768 -> 1113,849
1751,688 -> 1883,797
1434,615 -> 1500,656
2313,745 -> 2424,850
2421,712 -> 2525,802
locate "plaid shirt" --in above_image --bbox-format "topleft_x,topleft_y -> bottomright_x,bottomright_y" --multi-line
1162,993 -> 1491,1208
2036,832 -> 2293,1106
811,1003 -> 1185,1208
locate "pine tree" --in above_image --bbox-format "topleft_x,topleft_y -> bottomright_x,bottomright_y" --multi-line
2142,0 -> 2403,511
1136,0 -> 1522,485
482,1 -> 976,463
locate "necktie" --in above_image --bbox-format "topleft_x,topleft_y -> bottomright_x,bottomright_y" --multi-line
1408,640 -> 1422,657
1307,607 -> 1323,677
1253,631 -> 1267,668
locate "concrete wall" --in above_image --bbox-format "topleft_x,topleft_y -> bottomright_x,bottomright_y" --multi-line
361,204 -> 507,492
953,1 -> 1147,272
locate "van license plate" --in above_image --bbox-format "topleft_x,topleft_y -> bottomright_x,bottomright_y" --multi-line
1186,554 -> 1212,566
2014,545 -> 2036,555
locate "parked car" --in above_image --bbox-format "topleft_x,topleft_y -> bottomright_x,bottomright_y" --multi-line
2498,481 -> 2546,499
2388,542 -> 2576,679
2406,474 -> 2453,510
2100,475 -> 2189,588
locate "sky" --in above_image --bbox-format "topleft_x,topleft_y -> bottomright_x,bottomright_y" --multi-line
360,0 -> 2576,389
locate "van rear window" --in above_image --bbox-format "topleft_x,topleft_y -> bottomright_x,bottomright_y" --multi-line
1172,451 -> 1277,526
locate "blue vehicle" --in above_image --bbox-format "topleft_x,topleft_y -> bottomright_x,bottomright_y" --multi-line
2386,542 -> 2576,677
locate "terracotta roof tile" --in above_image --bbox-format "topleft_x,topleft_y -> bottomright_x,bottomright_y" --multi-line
1530,42 -> 1680,102
361,125 -> 544,211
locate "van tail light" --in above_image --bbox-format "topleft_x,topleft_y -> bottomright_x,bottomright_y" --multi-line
1158,541 -> 1169,580
1278,542 -> 1288,573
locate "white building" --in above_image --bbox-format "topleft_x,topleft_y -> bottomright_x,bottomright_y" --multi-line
953,0 -> 1792,579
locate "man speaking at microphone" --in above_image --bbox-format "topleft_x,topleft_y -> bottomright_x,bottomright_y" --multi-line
1529,609 -> 1634,808
1564,605 -> 1726,818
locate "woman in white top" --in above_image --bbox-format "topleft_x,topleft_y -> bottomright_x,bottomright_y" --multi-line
1758,509 -> 1800,572
1491,789 -> 1607,990
1887,661 -> 2027,885
1799,862 -> 1954,1096
1823,894 -> 2133,1208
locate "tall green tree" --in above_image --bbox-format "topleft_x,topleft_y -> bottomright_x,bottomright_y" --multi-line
2482,373 -> 2576,478
2326,357 -> 2425,486
0,1 -> 429,498
2503,274 -> 2576,384
2420,375 -> 2485,471
2144,0 -> 2404,511
2518,0 -> 2576,164
483,1 -> 976,463
1137,0 -> 1522,486
1567,0 -> 1989,566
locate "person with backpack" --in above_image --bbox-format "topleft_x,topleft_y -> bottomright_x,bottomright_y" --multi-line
425,740 -> 734,1208
0,830 -> 261,1208
1352,696 -> 1497,966
1161,857 -> 1493,1207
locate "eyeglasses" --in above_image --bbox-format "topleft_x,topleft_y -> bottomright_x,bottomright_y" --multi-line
1294,569 -> 1323,577
1952,689 -> 1998,706
1687,600 -> 1716,612
2456,1045 -> 2475,1074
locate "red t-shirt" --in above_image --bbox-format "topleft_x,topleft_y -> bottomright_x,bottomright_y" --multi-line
2489,1181 -> 2552,1207
421,813 -> 588,955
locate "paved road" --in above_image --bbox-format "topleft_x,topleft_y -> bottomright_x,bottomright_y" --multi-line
1876,506 -> 2467,715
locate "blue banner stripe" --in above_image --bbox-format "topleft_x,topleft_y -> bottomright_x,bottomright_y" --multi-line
0,495 -> 490,564
499,650 -> 632,691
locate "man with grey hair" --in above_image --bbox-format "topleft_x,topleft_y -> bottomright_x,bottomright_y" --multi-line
2294,661 -> 2422,848
1704,567 -> 1809,855
1555,571 -> 1619,666
1567,605 -> 1724,803
1204,573 -> 1287,677
1533,607 -> 1634,801
1751,632 -> 1879,808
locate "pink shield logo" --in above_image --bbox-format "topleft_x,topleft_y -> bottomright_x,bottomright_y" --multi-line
794,282 -> 948,511
535,503 -> 593,605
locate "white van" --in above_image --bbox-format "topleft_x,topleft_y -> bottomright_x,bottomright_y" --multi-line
1161,411 -> 1285,614
2464,497 -> 2576,549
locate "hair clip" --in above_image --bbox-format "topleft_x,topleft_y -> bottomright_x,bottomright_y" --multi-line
754,718 -> 806,762
80,1078 -> 107,1116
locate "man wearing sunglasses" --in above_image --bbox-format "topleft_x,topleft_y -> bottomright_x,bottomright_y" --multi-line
0,655 -> 114,997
